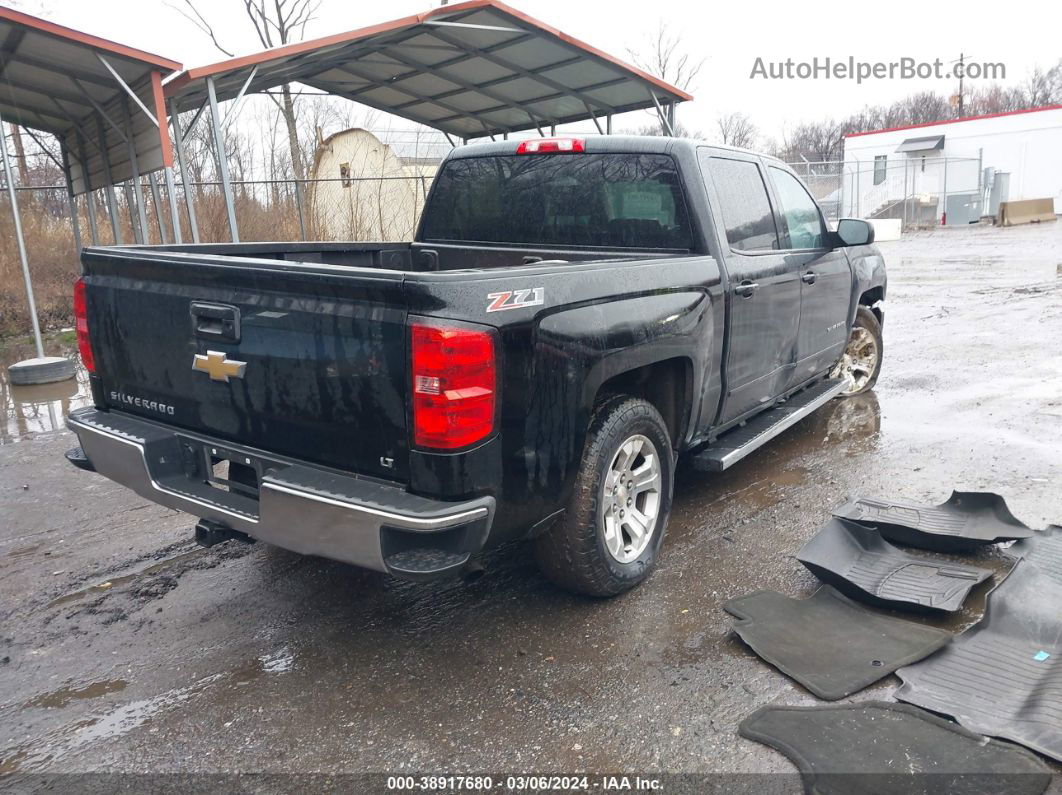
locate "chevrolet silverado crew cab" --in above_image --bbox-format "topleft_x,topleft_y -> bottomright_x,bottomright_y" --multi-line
66,136 -> 886,596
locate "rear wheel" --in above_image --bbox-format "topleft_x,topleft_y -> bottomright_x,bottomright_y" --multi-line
832,306 -> 883,396
534,396 -> 674,597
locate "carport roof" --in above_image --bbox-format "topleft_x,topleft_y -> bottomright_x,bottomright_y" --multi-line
163,0 -> 693,139
0,7 -> 182,194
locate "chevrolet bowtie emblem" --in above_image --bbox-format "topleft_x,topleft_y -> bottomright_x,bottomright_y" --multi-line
192,351 -> 247,382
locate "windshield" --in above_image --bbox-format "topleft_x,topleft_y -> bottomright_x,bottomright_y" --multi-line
421,153 -> 693,250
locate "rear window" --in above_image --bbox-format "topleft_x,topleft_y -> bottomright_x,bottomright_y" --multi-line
420,153 -> 693,250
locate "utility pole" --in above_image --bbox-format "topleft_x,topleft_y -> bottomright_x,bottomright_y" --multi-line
957,53 -> 965,116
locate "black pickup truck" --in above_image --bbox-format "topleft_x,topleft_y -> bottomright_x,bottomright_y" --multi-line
66,136 -> 886,596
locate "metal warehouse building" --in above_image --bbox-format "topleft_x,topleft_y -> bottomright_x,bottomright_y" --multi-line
842,105 -> 1062,225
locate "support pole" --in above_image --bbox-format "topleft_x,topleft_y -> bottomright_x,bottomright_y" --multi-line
96,115 -> 122,244
122,98 -> 149,243
86,189 -> 99,245
856,159 -> 861,218
76,133 -> 99,245
59,142 -> 83,252
649,93 -> 674,137
941,156 -> 949,226
163,167 -> 182,244
206,77 -> 239,243
148,172 -> 167,243
1,113 -> 45,358
584,103 -> 603,135
902,160 -> 909,231
168,99 -> 199,243
149,72 -> 182,244
123,182 -> 139,242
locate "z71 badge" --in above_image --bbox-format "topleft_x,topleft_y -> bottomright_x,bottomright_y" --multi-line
486,287 -> 544,313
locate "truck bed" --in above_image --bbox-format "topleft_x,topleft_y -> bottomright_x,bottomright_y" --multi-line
140,240 -> 684,272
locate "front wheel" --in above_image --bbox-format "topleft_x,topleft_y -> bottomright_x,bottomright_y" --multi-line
832,306 -> 883,396
533,396 -> 674,597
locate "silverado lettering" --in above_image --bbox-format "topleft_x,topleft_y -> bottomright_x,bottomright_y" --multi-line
109,391 -> 176,416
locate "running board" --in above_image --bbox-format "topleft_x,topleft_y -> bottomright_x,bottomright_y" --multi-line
691,379 -> 846,472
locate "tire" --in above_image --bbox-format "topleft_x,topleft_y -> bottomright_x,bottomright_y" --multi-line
534,395 -> 674,597
833,306 -> 883,396
7,356 -> 77,385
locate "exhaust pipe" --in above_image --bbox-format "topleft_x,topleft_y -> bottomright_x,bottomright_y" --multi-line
461,560 -> 485,584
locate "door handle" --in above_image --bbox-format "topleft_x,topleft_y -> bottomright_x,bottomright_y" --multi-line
734,281 -> 759,298
801,272 -> 818,285
190,302 -> 241,343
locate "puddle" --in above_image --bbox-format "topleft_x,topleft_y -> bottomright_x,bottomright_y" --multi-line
0,334 -> 91,444
47,550 -> 203,609
0,674 -> 223,774
259,647 -> 295,673
25,679 -> 128,709
230,647 -> 296,686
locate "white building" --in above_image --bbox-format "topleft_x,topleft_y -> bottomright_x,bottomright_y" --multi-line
308,128 -> 439,242
842,104 -> 1062,224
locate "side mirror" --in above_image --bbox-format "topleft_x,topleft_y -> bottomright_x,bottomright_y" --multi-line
836,218 -> 875,247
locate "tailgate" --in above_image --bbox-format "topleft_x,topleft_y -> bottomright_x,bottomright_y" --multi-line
82,250 -> 409,481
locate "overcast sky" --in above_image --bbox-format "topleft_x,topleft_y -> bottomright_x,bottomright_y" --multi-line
14,0 -> 1061,143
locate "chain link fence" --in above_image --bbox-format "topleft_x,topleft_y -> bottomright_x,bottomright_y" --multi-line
788,157 -> 984,229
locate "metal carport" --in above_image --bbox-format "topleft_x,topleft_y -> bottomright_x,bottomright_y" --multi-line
0,6 -> 180,377
163,0 -> 692,243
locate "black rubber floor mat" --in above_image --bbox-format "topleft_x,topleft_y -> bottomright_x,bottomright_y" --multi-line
897,551 -> 1062,762
723,586 -> 951,700
833,491 -> 1035,551
796,517 -> 994,613
1006,524 -> 1062,577
739,702 -> 1051,795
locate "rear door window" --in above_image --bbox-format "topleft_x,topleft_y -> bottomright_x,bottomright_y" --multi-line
420,153 -> 692,250
701,154 -> 780,252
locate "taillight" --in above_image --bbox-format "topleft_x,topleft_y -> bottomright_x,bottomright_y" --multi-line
73,277 -> 95,373
516,137 -> 585,154
411,322 -> 496,450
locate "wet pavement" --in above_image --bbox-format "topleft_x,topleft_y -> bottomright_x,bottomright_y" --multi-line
1,222 -> 1061,787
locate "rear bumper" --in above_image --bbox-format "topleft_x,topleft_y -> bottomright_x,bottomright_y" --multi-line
66,407 -> 494,579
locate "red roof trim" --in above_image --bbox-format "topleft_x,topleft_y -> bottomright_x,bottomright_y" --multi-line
844,104 -> 1062,138
164,0 -> 692,102
0,6 -> 181,71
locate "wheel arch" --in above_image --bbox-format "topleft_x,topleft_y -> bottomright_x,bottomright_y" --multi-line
859,286 -> 885,326
593,357 -> 694,451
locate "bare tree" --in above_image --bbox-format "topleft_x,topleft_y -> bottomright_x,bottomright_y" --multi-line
774,120 -> 845,167
965,83 -> 1028,115
627,22 -> 704,92
626,21 -> 704,135
169,0 -> 322,180
1024,59 -> 1062,107
716,112 -> 757,149
896,91 -> 953,125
